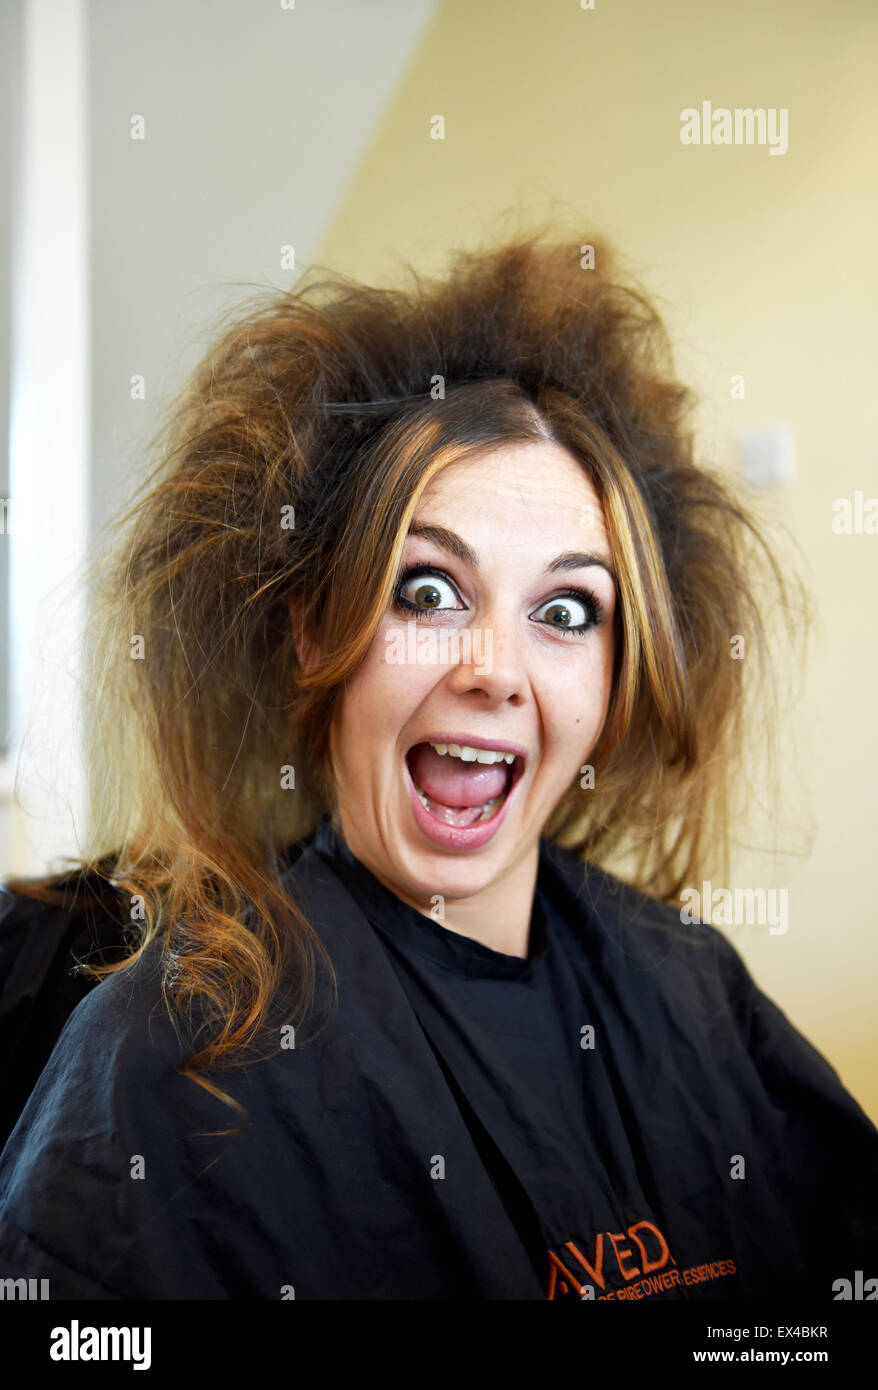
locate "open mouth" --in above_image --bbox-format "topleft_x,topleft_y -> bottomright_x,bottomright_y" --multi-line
404,740 -> 525,829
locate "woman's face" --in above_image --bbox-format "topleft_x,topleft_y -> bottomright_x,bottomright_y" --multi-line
326,440 -> 618,907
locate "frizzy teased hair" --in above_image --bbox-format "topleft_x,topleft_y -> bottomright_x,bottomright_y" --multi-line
7,229 -> 799,1125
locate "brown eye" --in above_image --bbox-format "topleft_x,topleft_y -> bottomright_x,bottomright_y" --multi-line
544,602 -> 575,627
410,582 -> 441,609
529,591 -> 600,636
532,596 -> 589,628
395,570 -> 463,613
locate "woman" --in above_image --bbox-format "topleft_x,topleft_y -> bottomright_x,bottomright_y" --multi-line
0,232 -> 875,1301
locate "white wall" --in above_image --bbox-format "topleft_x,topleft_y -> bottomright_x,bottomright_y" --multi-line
1,0 -> 440,876
87,0 -> 440,537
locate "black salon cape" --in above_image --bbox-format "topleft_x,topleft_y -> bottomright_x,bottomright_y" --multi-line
0,817 -> 875,1301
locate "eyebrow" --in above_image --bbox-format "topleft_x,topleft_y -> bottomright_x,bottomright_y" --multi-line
406,522 -> 617,584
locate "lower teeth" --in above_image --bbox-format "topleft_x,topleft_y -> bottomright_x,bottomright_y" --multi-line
415,785 -> 504,826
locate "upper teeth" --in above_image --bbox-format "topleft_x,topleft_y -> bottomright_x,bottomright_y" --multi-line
429,742 -> 515,765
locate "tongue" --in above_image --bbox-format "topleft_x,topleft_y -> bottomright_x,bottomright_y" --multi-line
408,743 -> 508,808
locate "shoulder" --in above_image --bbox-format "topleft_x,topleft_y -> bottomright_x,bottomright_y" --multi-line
0,891 -> 217,1215
0,940 -> 217,1279
540,839 -> 788,1069
0,938 -> 240,1299
540,837 -> 878,1135
3,939 -> 190,1145
0,873 -> 136,1148
0,868 -> 133,981
539,836 -> 746,988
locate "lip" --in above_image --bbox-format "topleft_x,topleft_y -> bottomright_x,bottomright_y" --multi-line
402,733 -> 528,851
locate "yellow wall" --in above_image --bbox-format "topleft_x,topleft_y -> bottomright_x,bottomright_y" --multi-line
315,0 -> 878,1122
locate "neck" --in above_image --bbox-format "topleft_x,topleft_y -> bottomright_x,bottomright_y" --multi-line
332,811 -> 540,959
430,845 -> 540,957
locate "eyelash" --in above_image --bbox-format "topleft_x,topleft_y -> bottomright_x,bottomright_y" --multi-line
392,564 -> 604,636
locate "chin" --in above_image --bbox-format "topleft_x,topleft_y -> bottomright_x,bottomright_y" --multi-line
402,841 -> 514,897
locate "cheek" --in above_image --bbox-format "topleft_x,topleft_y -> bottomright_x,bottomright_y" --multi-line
338,623 -> 439,743
541,641 -> 614,748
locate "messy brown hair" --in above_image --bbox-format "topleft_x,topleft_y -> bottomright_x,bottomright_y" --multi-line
6,230 -> 797,1122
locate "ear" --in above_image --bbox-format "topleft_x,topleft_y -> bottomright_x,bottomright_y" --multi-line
287,596 -> 319,674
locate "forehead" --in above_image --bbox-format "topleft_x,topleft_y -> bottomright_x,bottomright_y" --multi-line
414,441 -> 608,546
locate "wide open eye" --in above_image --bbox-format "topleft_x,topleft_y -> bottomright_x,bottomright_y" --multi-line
395,567 -> 465,614
529,591 -> 601,635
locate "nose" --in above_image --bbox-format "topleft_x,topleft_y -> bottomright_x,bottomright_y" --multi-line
442,606 -> 528,706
